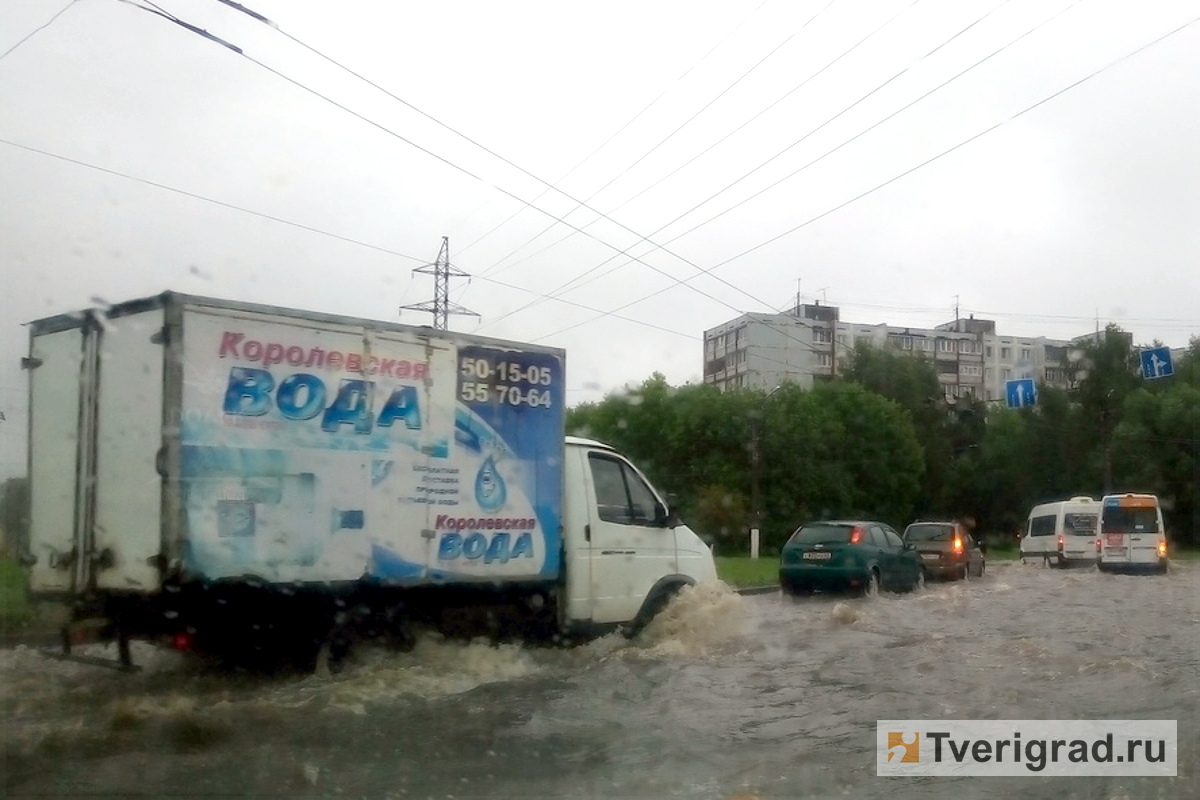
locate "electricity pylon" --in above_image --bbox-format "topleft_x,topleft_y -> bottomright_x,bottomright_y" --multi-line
400,236 -> 478,330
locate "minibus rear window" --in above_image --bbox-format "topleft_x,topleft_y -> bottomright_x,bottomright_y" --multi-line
1063,513 -> 1098,535
1102,507 -> 1158,533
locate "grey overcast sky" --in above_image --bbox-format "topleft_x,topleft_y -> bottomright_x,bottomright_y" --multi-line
2,0 -> 1199,479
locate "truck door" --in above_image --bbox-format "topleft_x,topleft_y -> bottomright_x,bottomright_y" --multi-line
585,451 -> 678,624
27,324 -> 92,595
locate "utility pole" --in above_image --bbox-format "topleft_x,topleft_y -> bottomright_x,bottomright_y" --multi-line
400,237 -> 478,330
750,385 -> 782,559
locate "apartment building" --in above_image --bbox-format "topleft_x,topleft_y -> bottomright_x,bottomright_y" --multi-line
703,303 -> 1095,403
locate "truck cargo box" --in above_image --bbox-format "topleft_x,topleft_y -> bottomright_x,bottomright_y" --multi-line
27,292 -> 565,596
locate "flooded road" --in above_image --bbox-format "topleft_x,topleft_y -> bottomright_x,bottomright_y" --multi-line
3,562 -> 1197,798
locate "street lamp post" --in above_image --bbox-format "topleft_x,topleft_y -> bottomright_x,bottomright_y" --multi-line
750,385 -> 782,559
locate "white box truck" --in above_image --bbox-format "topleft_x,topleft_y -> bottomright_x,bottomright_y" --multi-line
23,292 -> 717,668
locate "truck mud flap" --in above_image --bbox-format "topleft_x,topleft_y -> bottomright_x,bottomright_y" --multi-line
41,619 -> 140,672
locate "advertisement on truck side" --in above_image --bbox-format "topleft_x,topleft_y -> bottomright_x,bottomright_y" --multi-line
178,308 -> 564,585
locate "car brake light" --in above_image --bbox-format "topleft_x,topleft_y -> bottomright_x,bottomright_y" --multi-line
952,536 -> 963,554
850,527 -> 864,544
171,632 -> 194,652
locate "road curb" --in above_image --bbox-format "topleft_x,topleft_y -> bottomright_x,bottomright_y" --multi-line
735,585 -> 779,596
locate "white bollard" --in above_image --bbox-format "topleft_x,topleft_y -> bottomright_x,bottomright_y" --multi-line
750,527 -> 760,559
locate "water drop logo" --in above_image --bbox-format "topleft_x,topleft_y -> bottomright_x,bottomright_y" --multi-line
475,455 -> 506,512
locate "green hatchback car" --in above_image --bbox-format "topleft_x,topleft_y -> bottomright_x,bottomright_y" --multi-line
779,520 -> 925,596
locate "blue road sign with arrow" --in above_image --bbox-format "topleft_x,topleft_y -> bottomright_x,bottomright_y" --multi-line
1140,347 -> 1174,380
1005,378 -> 1037,408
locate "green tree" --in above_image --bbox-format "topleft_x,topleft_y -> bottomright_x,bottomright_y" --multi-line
944,408 -> 1033,538
840,340 -> 983,516
1073,325 -> 1140,491
689,484 -> 751,553
758,381 -> 924,550
1110,343 -> 1200,544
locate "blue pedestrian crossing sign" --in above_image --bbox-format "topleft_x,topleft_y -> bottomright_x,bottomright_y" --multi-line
1005,378 -> 1037,408
1140,347 -> 1174,380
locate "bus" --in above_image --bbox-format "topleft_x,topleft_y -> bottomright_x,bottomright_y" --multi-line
1097,493 -> 1168,573
1020,496 -> 1100,567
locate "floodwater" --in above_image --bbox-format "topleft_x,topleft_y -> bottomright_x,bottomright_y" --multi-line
2,563 -> 1197,799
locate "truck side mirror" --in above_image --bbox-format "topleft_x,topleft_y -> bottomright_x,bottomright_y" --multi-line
656,497 -> 682,529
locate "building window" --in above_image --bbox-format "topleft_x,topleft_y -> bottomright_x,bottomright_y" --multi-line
937,339 -> 955,353
1021,347 -> 1032,361
1000,347 -> 1012,360
888,334 -> 912,350
986,346 -> 993,357
817,354 -> 833,367
813,328 -> 833,344
1002,368 -> 1012,380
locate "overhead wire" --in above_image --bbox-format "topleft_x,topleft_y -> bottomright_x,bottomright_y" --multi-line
0,0 -> 78,63
203,0 -> 774,315
482,0 -> 925,308
452,0 -> 776,260
6,2 -> 1197,358
525,0 -> 1079,335
528,7 -> 1200,342
0,137 -> 427,263
471,0 -> 842,282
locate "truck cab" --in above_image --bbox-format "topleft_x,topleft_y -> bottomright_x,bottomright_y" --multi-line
561,437 -> 717,635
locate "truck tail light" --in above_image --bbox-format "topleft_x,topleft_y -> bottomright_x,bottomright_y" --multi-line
1158,540 -> 1168,557
1057,535 -> 1064,551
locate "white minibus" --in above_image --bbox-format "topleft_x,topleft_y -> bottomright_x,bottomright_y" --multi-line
1097,493 -> 1168,573
1020,496 -> 1100,567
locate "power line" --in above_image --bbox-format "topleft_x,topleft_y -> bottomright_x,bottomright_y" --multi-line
480,0 -> 921,306
0,0 -> 78,63
702,10 -> 1200,275
452,0 -> 776,261
472,0 -> 842,282
200,0 -> 773,316
527,10 -> 1200,342
523,0 -> 1078,331
6,4 -> 1196,356
0,137 -> 427,262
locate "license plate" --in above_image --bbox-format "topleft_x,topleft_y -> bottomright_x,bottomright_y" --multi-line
803,551 -> 831,561
1105,547 -> 1127,555
1106,534 -> 1124,546
920,553 -> 939,561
